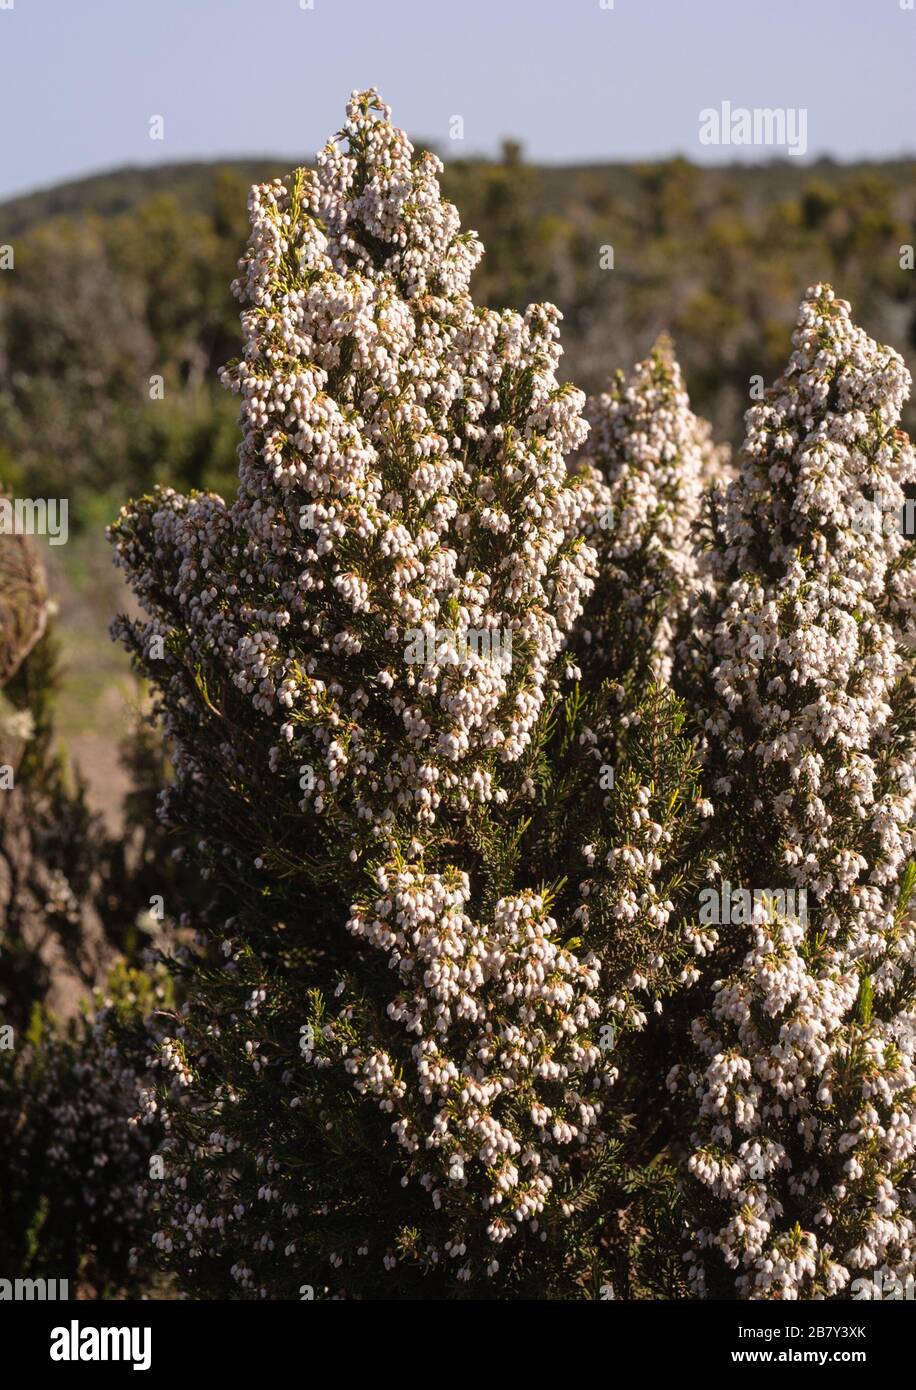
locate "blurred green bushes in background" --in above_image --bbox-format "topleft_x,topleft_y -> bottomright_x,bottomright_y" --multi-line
2,149 -> 914,534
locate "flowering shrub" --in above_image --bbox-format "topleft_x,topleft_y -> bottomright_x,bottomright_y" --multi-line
108,93 -> 916,1301
107,91 -> 708,1298
576,336 -> 716,684
673,285 -> 916,1297
0,966 -> 165,1294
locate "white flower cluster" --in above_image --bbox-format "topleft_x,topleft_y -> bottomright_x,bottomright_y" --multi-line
108,88 -> 916,1302
109,89 -> 615,1294
676,286 -> 916,1297
331,863 -> 607,1249
111,89 -> 595,843
0,994 -> 160,1289
577,338 -> 712,680
574,756 -> 705,1011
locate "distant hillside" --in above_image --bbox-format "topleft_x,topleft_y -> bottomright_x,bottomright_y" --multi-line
0,160 -> 291,238
4,152 -> 915,237
2,148 -> 915,522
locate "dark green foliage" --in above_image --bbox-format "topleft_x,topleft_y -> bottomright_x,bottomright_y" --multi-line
0,966 -> 166,1296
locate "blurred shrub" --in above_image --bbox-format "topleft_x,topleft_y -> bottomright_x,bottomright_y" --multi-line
0,965 -> 167,1296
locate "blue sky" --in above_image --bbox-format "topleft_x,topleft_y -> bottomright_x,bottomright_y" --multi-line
1,0 -> 914,201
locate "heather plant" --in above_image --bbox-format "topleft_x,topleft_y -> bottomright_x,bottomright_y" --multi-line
575,336 -> 719,687
109,91 -> 718,1299
672,285 -> 916,1298
104,92 -> 916,1304
0,965 -> 166,1295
